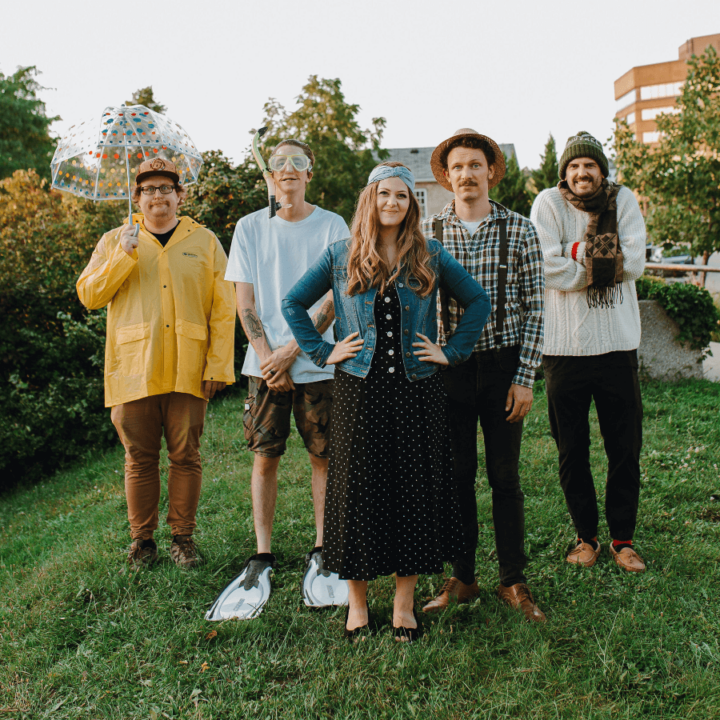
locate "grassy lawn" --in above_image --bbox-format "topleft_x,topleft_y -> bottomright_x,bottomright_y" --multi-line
1,379 -> 719,719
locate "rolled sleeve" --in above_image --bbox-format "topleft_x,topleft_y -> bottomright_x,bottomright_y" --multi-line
513,223 -> 545,388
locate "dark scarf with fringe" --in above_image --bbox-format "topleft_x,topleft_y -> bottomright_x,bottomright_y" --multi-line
559,178 -> 623,309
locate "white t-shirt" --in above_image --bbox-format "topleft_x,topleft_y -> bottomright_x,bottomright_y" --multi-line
225,206 -> 350,383
460,219 -> 481,236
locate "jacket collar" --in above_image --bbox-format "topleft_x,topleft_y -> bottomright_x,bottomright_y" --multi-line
133,215 -> 202,249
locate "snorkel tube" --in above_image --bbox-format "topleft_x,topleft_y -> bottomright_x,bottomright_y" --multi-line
252,126 -> 278,219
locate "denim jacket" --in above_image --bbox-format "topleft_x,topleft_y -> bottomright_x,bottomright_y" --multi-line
281,238 -> 491,382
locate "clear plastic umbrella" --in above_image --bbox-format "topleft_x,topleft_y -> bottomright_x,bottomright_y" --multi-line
50,105 -> 203,227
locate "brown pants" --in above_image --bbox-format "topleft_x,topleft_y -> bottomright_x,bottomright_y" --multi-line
111,392 -> 207,541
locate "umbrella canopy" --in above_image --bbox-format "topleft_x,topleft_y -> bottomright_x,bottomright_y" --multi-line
50,105 -> 203,223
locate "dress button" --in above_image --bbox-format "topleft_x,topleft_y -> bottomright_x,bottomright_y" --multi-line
405,306 -> 409,311
388,367 -> 395,373
387,331 -> 393,337
384,297 -> 391,303
404,329 -> 409,335
388,349 -> 394,356
386,314 -> 392,320
411,374 -> 417,380
398,283 -> 404,288
405,352 -> 411,357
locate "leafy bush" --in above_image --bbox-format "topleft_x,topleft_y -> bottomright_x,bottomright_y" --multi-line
0,170 -> 124,488
636,276 -> 720,354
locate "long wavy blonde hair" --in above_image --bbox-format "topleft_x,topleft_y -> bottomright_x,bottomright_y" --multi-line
346,162 -> 435,297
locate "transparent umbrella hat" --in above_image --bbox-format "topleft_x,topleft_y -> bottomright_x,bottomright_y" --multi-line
50,104 -> 203,228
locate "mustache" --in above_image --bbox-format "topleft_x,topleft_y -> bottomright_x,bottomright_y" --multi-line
459,179 -> 478,187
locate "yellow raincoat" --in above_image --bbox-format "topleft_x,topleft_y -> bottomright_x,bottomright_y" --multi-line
77,214 -> 235,407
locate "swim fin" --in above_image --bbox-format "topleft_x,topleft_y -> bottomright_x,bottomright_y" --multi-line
205,554 -> 274,621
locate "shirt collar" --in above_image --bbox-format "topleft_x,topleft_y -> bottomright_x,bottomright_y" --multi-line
439,199 -> 508,228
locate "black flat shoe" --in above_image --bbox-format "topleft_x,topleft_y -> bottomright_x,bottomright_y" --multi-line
393,609 -> 423,643
343,605 -> 371,641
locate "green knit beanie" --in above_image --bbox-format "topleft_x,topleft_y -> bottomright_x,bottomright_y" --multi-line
559,131 -> 608,179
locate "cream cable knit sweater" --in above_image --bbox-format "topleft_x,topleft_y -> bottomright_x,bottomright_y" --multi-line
530,186 -> 646,357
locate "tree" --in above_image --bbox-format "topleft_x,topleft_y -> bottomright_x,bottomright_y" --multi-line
490,151 -> 533,218
0,66 -> 58,181
613,46 -> 720,276
183,150 -> 267,254
126,86 -> 166,114
0,170 -> 123,486
531,134 -> 559,194
257,76 -> 387,223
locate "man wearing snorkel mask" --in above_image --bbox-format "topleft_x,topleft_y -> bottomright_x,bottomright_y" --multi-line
224,139 -> 350,616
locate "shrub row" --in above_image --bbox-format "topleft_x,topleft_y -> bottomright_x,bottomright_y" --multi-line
636,276 -> 720,352
0,170 -> 250,490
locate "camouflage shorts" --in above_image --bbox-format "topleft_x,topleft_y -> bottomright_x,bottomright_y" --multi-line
243,376 -> 334,458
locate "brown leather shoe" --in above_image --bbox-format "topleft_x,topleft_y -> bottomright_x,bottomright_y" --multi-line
497,583 -> 546,623
422,577 -> 480,613
566,540 -> 601,568
610,544 -> 646,573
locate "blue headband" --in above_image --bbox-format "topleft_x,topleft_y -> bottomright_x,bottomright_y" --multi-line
366,165 -> 415,192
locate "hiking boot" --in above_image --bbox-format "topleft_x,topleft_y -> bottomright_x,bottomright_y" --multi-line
128,538 -> 158,569
170,535 -> 201,568
422,577 -> 480,613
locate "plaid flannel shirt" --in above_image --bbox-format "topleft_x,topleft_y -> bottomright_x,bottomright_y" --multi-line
421,200 -> 545,388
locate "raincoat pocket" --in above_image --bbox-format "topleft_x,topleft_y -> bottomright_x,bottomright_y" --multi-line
116,323 -> 150,376
175,319 -> 208,377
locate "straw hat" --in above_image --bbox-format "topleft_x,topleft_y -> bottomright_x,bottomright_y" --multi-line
430,128 -> 506,191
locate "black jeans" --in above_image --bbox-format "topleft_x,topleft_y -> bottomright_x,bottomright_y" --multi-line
444,346 -> 528,587
543,351 -> 643,542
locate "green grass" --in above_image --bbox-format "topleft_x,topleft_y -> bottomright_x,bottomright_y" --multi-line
1,379 -> 719,719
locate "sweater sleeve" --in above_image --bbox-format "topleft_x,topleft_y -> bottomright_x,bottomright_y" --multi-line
617,187 -> 647,282
530,189 -> 589,292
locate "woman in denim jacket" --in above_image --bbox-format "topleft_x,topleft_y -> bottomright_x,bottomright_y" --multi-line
282,162 -> 490,641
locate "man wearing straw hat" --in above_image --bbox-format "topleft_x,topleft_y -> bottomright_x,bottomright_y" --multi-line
77,158 -> 236,569
421,129 -> 546,622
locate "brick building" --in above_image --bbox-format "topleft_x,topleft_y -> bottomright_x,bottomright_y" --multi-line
614,33 -> 720,145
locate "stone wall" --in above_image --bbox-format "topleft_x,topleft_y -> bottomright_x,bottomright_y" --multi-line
638,299 -> 705,380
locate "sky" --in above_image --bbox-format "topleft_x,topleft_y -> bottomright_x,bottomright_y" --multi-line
2,0 -> 719,171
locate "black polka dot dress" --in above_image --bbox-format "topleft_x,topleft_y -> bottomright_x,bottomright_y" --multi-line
323,283 -> 463,581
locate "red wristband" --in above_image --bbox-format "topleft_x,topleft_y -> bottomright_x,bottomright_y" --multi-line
571,242 -> 580,261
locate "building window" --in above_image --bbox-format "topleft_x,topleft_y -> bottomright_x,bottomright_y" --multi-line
641,106 -> 677,121
640,81 -> 684,101
643,131 -> 661,144
625,112 -> 636,125
414,189 -> 427,218
616,89 -> 637,112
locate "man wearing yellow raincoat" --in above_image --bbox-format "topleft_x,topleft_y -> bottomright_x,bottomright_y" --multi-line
77,158 -> 235,569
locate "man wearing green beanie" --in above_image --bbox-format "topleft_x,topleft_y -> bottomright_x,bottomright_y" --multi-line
530,131 -> 647,573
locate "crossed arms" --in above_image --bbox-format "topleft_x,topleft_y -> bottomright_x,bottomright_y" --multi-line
235,282 -> 335,391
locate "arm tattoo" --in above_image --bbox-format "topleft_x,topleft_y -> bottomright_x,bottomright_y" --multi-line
241,308 -> 266,342
312,297 -> 335,334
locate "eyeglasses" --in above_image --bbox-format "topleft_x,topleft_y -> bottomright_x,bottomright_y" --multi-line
268,154 -> 312,172
139,184 -> 177,195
